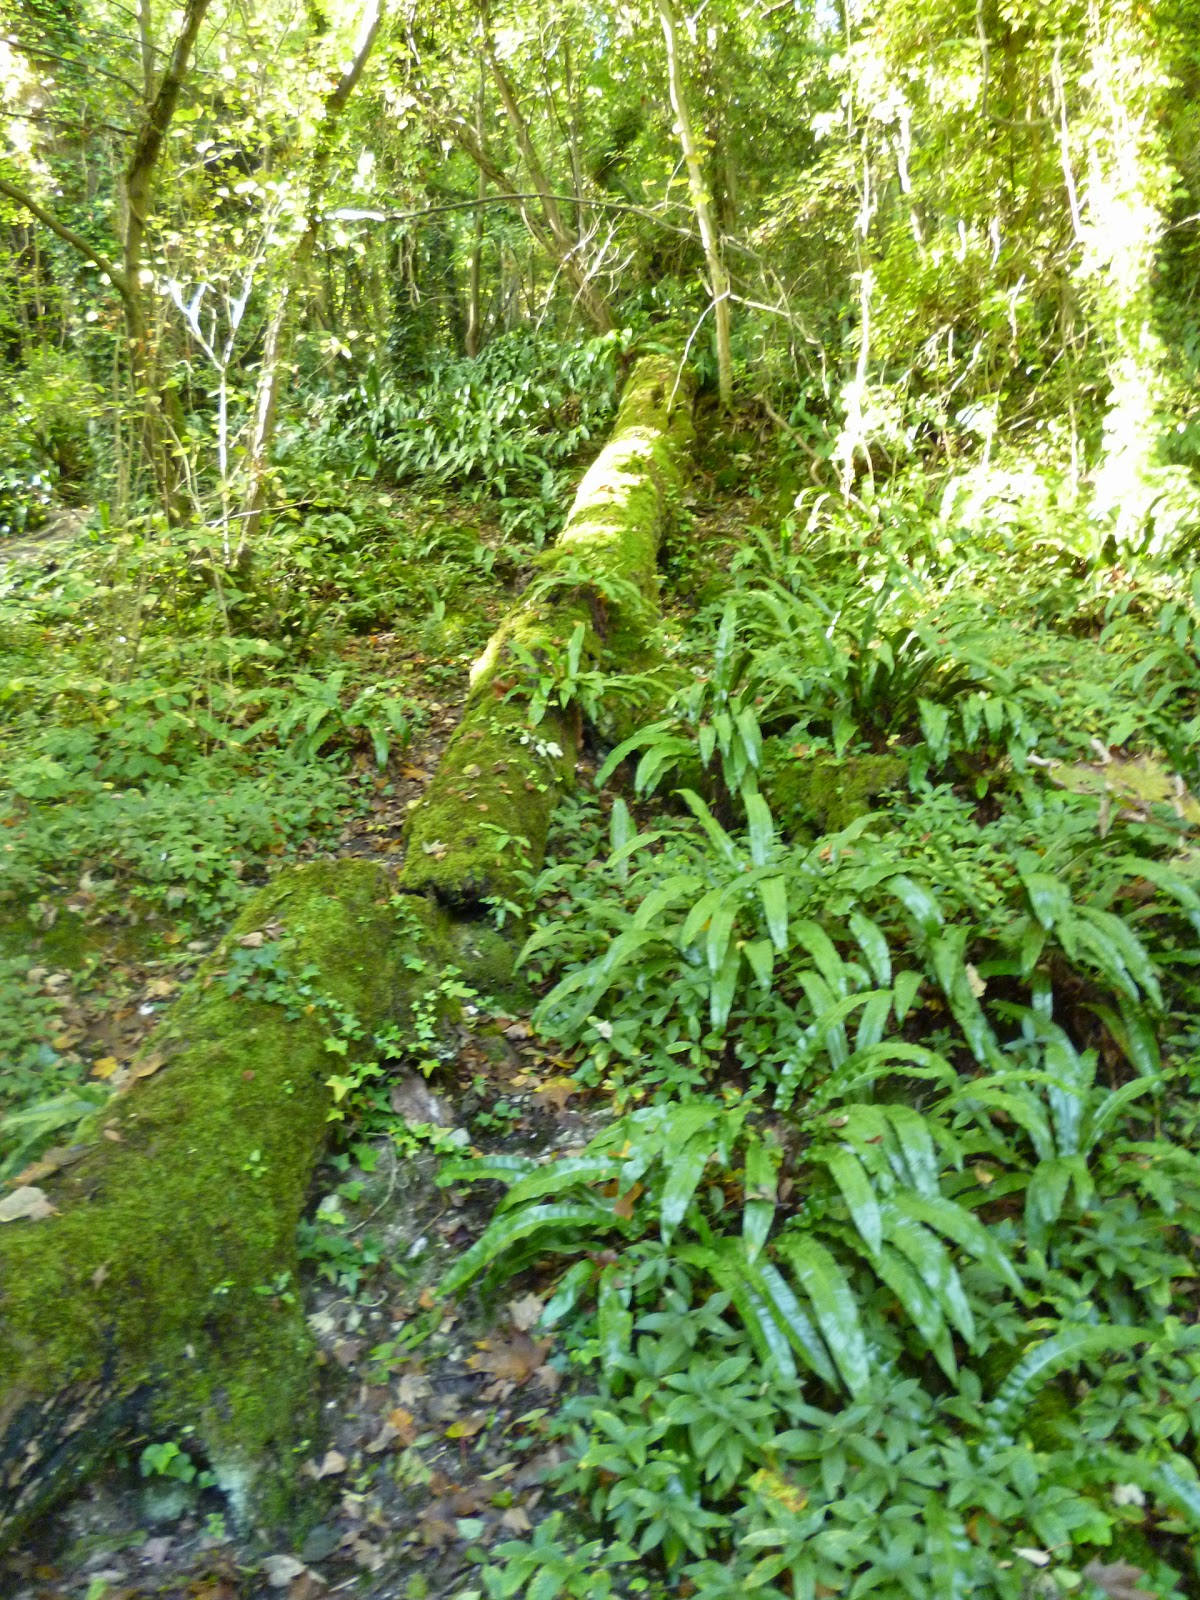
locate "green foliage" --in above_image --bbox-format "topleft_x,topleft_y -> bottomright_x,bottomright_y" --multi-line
446,503 -> 1200,1598
309,331 -> 627,545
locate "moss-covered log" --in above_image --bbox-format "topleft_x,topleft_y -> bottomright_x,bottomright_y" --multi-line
0,860 -> 526,1548
400,352 -> 694,906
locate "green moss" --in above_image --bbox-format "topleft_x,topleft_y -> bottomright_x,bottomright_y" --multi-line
400,701 -> 576,905
0,858 -> 402,1546
405,355 -> 694,905
762,745 -> 907,833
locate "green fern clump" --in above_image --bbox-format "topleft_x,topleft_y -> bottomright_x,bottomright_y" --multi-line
438,503 -> 1200,1598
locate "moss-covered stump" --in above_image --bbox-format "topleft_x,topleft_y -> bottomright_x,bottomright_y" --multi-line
0,861 -> 424,1547
401,353 -> 695,906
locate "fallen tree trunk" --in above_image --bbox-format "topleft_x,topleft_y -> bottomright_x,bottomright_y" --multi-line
400,352 -> 694,906
0,352 -> 696,1549
0,861 -> 523,1547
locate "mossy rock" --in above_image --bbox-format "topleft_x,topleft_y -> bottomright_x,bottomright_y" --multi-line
762,742 -> 907,833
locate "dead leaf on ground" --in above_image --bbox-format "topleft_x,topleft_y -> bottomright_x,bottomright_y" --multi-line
533,1075 -> 579,1112
311,1448 -> 347,1479
400,764 -> 430,782
500,1504 -> 532,1534
508,1293 -> 544,1331
144,978 -> 177,999
445,1411 -> 489,1439
288,1573 -> 327,1600
468,1330 -> 552,1389
1081,1561 -> 1155,1600
262,1554 -> 307,1588
0,1186 -> 56,1223
11,1144 -> 84,1187
90,1055 -> 121,1080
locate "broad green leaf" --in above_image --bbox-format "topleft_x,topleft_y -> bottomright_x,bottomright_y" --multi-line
441,1202 -> 607,1296
597,1263 -> 633,1371
743,1136 -> 777,1261
791,919 -> 848,997
758,876 -> 789,951
745,788 -> 775,866
751,1258 -> 837,1385
497,1154 -> 619,1212
879,1205 -> 975,1344
849,911 -> 892,986
823,1148 -> 883,1254
660,1136 -> 713,1242
1021,870 -> 1071,931
743,937 -> 775,990
710,940 -> 742,1030
777,1235 -> 870,1396
892,1191 -> 1021,1293
888,875 -> 943,936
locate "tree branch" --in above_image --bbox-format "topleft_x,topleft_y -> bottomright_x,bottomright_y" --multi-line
0,177 -> 130,297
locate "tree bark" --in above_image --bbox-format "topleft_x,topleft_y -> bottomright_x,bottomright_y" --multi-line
238,0 -> 384,550
656,0 -> 733,409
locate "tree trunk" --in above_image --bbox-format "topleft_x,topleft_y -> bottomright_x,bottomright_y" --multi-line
238,0 -> 384,551
465,63 -> 487,359
657,0 -> 733,410
401,353 -> 695,905
0,861 -> 527,1549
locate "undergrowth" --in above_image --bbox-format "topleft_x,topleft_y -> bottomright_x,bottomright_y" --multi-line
439,476 -> 1200,1600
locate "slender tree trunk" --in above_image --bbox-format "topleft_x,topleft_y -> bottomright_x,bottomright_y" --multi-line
656,0 -> 733,409
465,60 -> 486,359
238,0 -> 384,550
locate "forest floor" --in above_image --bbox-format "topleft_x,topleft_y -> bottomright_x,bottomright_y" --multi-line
0,420 -> 764,1600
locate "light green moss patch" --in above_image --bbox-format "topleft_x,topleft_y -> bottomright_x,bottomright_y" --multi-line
762,745 -> 907,833
405,355 -> 695,905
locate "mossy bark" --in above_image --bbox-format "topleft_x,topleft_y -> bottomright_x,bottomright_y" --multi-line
400,353 -> 694,906
0,861 -> 396,1543
0,860 -> 529,1549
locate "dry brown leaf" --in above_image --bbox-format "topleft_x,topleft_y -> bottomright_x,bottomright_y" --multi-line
508,1293 -> 544,1331
387,1406 -> 418,1443
0,1186 -> 57,1223
238,931 -> 267,949
92,1261 -> 110,1289
533,1075 -> 579,1112
1081,1561 -> 1155,1600
262,1554 -> 307,1588
145,978 -> 177,999
313,1448 -> 347,1479
90,1055 -> 120,1080
467,1330 -> 551,1387
500,1505 -> 532,1534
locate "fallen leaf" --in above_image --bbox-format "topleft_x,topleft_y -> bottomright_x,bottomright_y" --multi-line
145,978 -> 177,999
1081,1561 -> 1155,1600
965,963 -> 986,998
400,764 -> 429,782
1014,1549 -> 1051,1567
238,931 -> 266,949
462,764 -> 482,779
128,1050 -> 166,1082
0,1186 -> 56,1223
612,1181 -> 644,1221
91,1056 -> 120,1079
387,1406 -> 418,1443
508,1293 -> 544,1331
92,1262 -> 110,1288
468,1331 -> 551,1387
313,1448 -> 347,1479
288,1574 -> 327,1600
445,1412 -> 488,1439
533,1075 -> 579,1112
500,1505 -> 532,1534
262,1555 -> 307,1588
